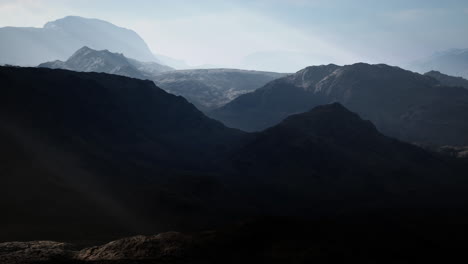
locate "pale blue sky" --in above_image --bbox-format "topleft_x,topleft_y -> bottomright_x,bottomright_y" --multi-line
0,0 -> 467,71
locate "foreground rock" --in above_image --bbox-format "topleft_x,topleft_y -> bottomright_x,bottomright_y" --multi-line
0,241 -> 74,263
76,232 -> 194,262
2,217 -> 468,263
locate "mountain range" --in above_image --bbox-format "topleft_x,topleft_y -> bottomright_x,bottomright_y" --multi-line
210,63 -> 468,146
1,66 -> 467,246
2,15 -> 468,264
39,46 -> 285,111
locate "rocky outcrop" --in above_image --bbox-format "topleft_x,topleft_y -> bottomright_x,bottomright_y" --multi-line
0,241 -> 74,264
77,232 -> 193,261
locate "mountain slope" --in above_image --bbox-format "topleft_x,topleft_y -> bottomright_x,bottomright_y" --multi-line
0,66 -> 247,241
152,69 -> 287,111
425,70 -> 468,89
210,63 -> 468,145
39,46 -> 173,79
409,48 -> 468,78
2,103 -> 468,263
0,16 -> 157,66
2,66 -> 468,247
227,103 -> 467,215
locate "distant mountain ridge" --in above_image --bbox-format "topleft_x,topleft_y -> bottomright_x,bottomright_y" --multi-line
39,46 -> 173,78
409,48 -> 468,79
153,69 -> 287,111
210,63 -> 468,146
424,70 -> 468,89
39,47 -> 284,111
0,16 -> 158,66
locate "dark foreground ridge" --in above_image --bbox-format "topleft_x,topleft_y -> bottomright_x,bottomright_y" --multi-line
1,217 -> 467,264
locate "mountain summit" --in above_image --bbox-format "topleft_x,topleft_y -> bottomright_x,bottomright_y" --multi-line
39,46 -> 173,78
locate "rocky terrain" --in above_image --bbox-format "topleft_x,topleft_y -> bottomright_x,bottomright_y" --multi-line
2,216 -> 468,264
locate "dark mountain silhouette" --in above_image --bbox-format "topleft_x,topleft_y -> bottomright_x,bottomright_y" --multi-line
153,69 -> 287,111
210,63 -> 468,145
226,103 -> 467,215
0,16 -> 158,66
2,99 -> 468,263
0,66 -> 247,242
39,46 -> 173,79
425,70 -> 468,89
409,48 -> 468,78
1,67 -> 468,263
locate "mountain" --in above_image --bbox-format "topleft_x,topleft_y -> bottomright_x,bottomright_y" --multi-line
226,103 -> 467,214
210,63 -> 468,146
39,48 -> 282,111
2,66 -> 468,262
0,66 -> 247,242
0,16 -> 157,66
2,104 -> 468,263
39,46 -> 173,79
152,69 -> 287,111
425,70 -> 468,89
409,48 -> 468,79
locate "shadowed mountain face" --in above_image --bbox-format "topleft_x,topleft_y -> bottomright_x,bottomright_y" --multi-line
153,69 -> 287,111
1,67 -> 468,261
210,63 -> 468,146
226,103 -> 467,215
1,101 -> 468,263
39,46 -> 173,79
409,49 -> 468,79
0,66 -> 247,241
425,70 -> 468,89
0,16 -> 157,66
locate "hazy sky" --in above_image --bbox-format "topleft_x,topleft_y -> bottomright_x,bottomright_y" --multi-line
1,0 -> 467,71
